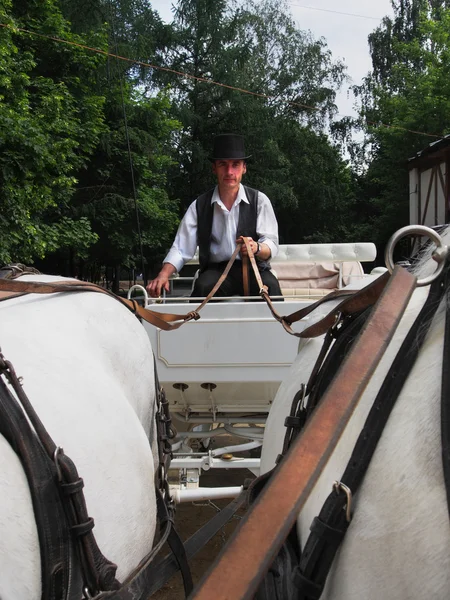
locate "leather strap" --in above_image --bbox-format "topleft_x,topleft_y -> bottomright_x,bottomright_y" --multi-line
0,279 -> 200,331
0,264 -> 41,279
95,492 -> 248,599
0,375 -> 71,600
135,491 -> 247,598
238,238 -> 390,339
442,262 -> 450,517
193,243 -> 242,310
191,266 -> 417,600
0,352 -> 119,598
297,261 -> 448,598
242,252 -> 250,296
0,249 -> 387,340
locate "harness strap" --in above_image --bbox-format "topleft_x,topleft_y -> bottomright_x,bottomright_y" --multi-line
304,310 -> 370,422
296,259 -> 448,599
236,240 -> 391,338
193,243 -> 242,310
0,252 -> 387,340
0,263 -> 41,279
191,266 -> 416,600
0,278 -> 204,330
442,266 -> 450,516
284,271 -> 390,338
96,491 -> 248,599
156,490 -> 193,597
0,374 -> 71,600
0,353 -> 120,597
132,490 -> 247,598
242,252 -> 250,296
0,243 -> 251,324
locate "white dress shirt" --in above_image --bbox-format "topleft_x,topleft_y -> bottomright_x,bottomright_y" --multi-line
164,184 -> 279,272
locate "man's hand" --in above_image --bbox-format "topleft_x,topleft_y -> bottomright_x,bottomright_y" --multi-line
146,275 -> 170,298
146,263 -> 177,298
237,236 -> 271,260
237,236 -> 258,256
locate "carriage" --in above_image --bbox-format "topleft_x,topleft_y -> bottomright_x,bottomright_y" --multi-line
133,241 -> 377,495
1,225 -> 450,600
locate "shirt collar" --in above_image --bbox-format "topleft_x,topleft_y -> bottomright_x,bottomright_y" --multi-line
211,184 -> 249,207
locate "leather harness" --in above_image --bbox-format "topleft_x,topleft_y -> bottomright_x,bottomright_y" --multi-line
0,266 -> 195,599
0,352 -> 120,599
193,256 -> 450,600
292,259 -> 450,599
0,239 -> 389,341
0,263 -> 259,599
192,266 -> 418,599
4,255 -> 447,599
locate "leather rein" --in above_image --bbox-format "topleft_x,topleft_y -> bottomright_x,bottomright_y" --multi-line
290,257 -> 450,599
0,239 -> 389,341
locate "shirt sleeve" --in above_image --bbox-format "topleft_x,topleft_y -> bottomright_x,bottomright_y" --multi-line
163,200 -> 199,272
256,192 -> 279,259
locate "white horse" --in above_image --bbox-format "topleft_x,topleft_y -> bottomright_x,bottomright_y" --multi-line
261,228 -> 450,599
0,274 -> 158,600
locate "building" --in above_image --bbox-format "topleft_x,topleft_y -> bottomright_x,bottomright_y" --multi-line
408,134 -> 450,226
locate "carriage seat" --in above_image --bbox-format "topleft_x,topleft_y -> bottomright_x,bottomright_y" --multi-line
172,242 -> 377,298
271,243 -> 376,297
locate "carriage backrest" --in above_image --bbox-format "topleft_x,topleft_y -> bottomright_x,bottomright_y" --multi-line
183,242 -> 377,298
270,243 -> 376,297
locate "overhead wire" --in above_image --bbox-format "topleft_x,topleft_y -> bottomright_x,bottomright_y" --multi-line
107,1 -> 147,285
287,3 -> 383,21
0,22 -> 442,140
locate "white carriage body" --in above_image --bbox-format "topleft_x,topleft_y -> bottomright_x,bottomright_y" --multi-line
143,242 -> 377,422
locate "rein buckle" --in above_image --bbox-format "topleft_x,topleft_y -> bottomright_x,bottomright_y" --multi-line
333,481 -> 353,523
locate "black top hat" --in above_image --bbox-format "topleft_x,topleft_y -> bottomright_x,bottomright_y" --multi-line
209,134 -> 252,161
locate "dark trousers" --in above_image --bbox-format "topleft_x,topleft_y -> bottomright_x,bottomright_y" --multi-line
191,261 -> 282,298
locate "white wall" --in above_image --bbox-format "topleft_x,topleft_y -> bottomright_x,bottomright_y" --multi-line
409,161 -> 447,226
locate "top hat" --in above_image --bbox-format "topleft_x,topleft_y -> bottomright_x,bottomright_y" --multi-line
209,134 -> 251,161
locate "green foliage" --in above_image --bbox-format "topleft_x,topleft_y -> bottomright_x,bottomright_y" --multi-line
246,120 -> 359,244
0,0 -> 106,264
150,0 -> 353,249
353,0 -> 450,246
2,0 -> 397,277
68,88 -> 181,273
54,0 -> 182,278
0,0 -> 181,277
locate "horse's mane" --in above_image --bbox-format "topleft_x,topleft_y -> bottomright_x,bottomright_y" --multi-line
411,225 -> 450,279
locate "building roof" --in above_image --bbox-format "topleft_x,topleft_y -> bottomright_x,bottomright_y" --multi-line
408,134 -> 450,169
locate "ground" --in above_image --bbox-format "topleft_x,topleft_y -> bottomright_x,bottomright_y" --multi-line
152,439 -> 256,599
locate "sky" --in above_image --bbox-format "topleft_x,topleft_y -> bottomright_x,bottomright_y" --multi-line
148,0 -> 395,120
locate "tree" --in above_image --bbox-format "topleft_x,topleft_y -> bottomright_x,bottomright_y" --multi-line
67,89 -> 181,288
353,0 -> 450,246
151,0 -> 354,246
32,0 -> 182,284
0,0 -> 106,264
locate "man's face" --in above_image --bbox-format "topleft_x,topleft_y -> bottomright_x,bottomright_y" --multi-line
212,159 -> 247,191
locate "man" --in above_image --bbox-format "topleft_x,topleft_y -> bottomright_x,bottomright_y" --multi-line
147,133 -> 282,298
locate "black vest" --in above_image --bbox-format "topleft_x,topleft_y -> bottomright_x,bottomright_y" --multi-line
196,186 -> 260,271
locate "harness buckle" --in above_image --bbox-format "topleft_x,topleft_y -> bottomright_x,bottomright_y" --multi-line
331,311 -> 343,333
333,480 -> 353,522
53,446 -> 64,482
